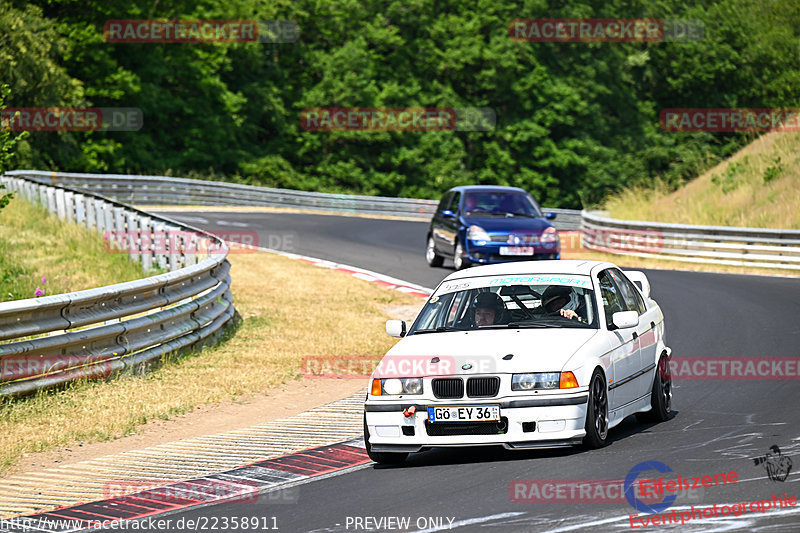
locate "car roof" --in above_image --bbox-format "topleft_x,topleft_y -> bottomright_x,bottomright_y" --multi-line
440,260 -> 616,282
446,185 -> 529,194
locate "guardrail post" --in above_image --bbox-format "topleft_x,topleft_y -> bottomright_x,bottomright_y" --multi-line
46,186 -> 57,214
164,224 -> 182,271
74,194 -> 86,224
95,200 -> 108,234
64,191 -> 75,223
103,203 -> 115,239
38,183 -> 47,207
55,188 -> 67,219
125,210 -> 141,264
138,216 -> 154,272
183,230 -> 198,267
85,197 -> 96,230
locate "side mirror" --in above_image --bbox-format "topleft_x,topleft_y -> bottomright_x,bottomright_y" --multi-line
610,311 -> 639,330
545,212 -> 557,220
386,320 -> 407,338
441,209 -> 456,218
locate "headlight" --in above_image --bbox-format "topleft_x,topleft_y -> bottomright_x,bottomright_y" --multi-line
512,372 -> 561,390
540,226 -> 559,244
467,225 -> 491,242
372,378 -> 424,396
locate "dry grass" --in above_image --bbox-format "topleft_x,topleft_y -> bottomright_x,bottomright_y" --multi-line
0,251 -> 422,475
0,197 -> 148,302
604,132 -> 800,230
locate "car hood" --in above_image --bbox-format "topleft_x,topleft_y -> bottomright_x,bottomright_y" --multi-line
460,215 -> 552,233
377,329 -> 598,377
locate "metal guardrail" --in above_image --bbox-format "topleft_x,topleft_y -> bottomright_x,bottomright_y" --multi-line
0,174 -> 237,397
4,171 -> 583,230
582,210 -> 800,271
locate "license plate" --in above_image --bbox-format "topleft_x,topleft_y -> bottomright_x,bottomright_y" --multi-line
499,246 -> 535,256
427,405 -> 500,422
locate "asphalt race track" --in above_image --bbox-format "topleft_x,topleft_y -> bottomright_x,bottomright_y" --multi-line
125,210 -> 800,532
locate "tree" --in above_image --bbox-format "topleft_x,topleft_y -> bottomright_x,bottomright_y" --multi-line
0,84 -> 28,212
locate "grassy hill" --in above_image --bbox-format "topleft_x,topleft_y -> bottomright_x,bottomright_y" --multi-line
604,132 -> 800,230
0,197 -> 147,302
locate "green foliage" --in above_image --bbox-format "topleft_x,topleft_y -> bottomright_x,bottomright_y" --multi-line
711,156 -> 748,194
2,0 -> 799,207
763,156 -> 783,183
0,84 -> 30,212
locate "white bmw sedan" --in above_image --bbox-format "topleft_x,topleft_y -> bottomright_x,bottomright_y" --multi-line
363,260 -> 672,464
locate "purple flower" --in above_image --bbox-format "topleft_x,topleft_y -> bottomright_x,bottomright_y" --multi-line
41,276 -> 47,285
34,287 -> 44,297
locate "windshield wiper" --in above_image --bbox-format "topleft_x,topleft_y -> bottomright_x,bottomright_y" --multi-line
412,326 -> 465,335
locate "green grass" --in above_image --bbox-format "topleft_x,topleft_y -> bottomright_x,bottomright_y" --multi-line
604,132 -> 800,230
0,196 -> 147,302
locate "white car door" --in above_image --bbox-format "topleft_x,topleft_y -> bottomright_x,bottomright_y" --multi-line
610,268 -> 658,399
598,269 -> 642,411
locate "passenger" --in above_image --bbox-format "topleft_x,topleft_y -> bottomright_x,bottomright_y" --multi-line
540,285 -> 581,321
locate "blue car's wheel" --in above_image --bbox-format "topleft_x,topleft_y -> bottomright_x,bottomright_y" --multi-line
426,236 -> 444,267
454,241 -> 471,270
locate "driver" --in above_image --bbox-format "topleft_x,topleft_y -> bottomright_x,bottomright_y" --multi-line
472,292 -> 507,327
463,194 -> 478,214
540,285 -> 581,321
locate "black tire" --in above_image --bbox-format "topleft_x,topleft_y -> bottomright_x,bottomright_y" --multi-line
583,369 -> 609,448
364,415 -> 408,465
636,353 -> 672,423
453,241 -> 471,270
426,235 -> 444,267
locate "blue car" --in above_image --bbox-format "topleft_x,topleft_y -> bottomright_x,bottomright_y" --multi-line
426,185 -> 560,269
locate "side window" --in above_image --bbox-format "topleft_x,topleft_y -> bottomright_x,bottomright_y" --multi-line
610,269 -> 645,315
449,192 -> 462,213
436,192 -> 453,214
598,270 -> 625,327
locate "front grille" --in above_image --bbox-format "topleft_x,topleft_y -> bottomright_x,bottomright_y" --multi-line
467,377 -> 500,398
425,417 -> 509,436
432,378 -> 463,399
490,234 -> 509,242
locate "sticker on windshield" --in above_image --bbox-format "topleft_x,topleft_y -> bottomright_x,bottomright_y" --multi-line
489,275 -> 589,287
434,274 -> 590,295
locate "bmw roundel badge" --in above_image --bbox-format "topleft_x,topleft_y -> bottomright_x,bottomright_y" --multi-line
462,363 -> 473,370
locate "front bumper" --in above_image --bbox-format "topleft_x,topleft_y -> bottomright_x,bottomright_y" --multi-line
463,240 -> 561,264
364,391 -> 588,452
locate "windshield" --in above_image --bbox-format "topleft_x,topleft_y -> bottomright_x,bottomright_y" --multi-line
409,275 -> 598,334
462,191 -> 543,217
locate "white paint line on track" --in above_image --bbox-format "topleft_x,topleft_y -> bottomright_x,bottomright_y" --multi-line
248,245 -> 435,296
